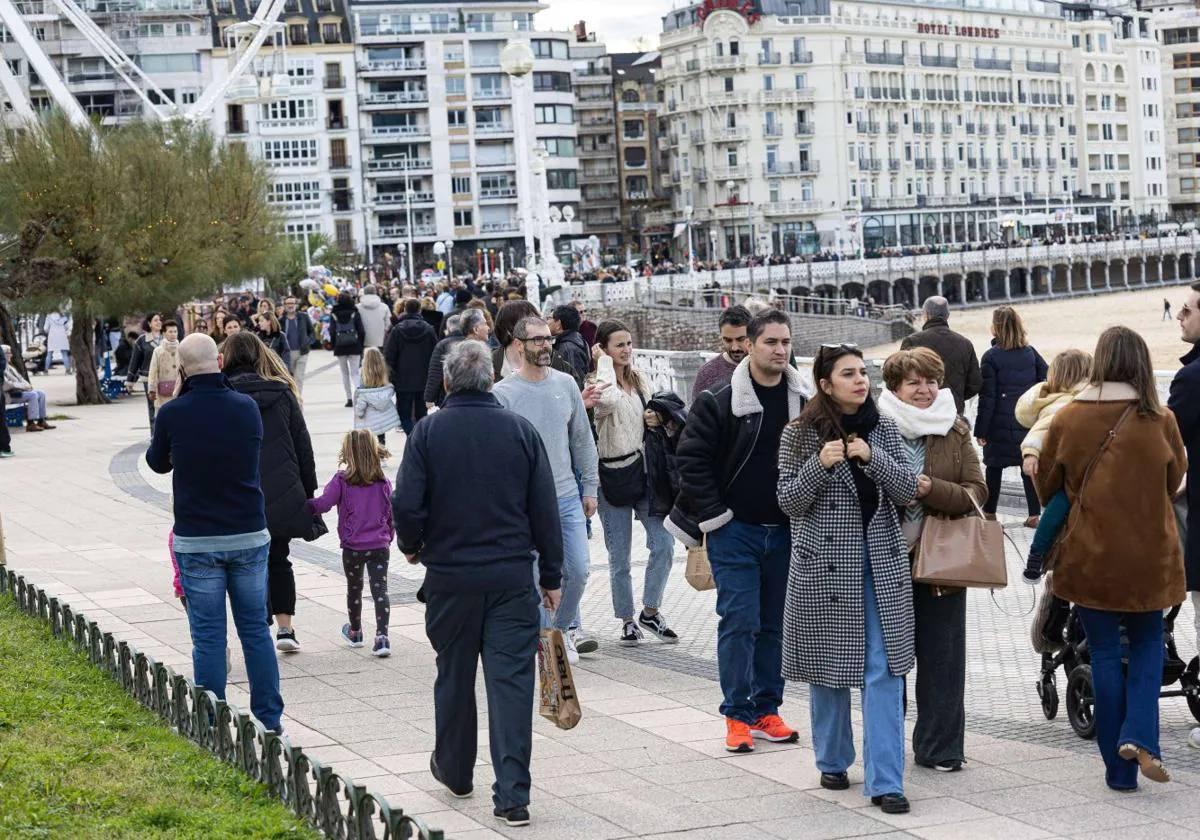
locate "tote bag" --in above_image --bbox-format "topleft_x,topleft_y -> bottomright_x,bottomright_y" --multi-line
914,494 -> 1007,589
537,629 -> 582,730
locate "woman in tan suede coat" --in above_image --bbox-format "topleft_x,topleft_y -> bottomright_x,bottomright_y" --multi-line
878,347 -> 986,772
1035,325 -> 1186,791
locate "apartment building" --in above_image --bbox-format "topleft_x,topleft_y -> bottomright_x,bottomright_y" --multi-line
207,0 -> 365,254
1149,0 -> 1200,217
612,51 -> 670,256
570,32 -> 622,252
654,0 -> 1167,259
346,0 -> 582,272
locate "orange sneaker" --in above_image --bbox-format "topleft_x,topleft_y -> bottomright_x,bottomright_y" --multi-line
751,713 -> 800,743
725,718 -> 754,753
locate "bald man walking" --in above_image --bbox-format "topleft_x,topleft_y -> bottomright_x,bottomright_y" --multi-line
146,334 -> 284,732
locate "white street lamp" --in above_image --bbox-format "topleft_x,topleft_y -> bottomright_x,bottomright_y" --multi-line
501,40 -> 538,274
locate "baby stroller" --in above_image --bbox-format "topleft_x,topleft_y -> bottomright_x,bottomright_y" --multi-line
1033,596 -> 1200,739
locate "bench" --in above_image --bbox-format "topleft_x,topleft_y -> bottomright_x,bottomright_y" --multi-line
4,403 -> 26,428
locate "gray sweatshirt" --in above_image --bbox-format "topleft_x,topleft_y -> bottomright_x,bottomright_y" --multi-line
493,368 -> 599,499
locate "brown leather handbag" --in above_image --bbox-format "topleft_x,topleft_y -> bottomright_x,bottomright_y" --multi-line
913,494 -> 1008,589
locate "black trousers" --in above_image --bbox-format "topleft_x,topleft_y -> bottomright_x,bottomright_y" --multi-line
424,585 -> 539,810
395,389 -> 426,435
0,388 -> 10,453
267,537 -> 296,618
912,581 -> 967,765
983,465 -> 1041,517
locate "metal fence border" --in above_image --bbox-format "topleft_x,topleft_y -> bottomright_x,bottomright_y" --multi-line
0,561 -> 443,840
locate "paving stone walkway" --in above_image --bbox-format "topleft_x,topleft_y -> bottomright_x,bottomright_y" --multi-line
3,353 -> 1199,839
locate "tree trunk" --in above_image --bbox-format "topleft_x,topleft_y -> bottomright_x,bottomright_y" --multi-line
0,301 -> 30,380
70,317 -> 105,405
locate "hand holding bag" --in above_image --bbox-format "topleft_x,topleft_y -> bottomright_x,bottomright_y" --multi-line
537,628 -> 582,730
914,493 -> 1007,589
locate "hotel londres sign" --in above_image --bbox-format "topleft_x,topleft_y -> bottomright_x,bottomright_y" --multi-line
916,22 -> 1001,40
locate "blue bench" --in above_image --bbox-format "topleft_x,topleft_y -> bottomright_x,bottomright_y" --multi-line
4,403 -> 26,428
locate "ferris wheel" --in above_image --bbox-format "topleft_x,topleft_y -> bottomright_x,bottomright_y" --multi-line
0,0 -> 291,130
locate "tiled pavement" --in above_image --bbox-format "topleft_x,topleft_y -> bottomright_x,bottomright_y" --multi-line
3,352 -> 1199,840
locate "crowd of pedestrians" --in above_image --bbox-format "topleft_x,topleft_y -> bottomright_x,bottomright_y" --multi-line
107,270 -> 1200,828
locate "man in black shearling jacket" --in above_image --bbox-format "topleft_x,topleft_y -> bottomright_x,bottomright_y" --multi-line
666,310 -> 811,753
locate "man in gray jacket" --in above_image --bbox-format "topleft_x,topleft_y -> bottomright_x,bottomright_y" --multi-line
493,316 -> 599,663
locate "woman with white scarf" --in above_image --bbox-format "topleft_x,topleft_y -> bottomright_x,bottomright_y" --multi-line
878,347 -> 986,773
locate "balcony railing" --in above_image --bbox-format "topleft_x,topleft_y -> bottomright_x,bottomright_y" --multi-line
331,189 -> 353,212
758,52 -> 781,65
921,55 -> 957,68
366,158 -> 432,172
974,58 -> 1012,71
475,122 -> 513,135
327,115 -> 349,130
370,124 -> 427,137
857,120 -> 879,134
329,156 -> 352,170
480,221 -> 520,233
476,157 -> 517,168
323,74 -> 345,90
865,51 -> 904,65
789,50 -> 813,64
377,224 -> 437,238
359,58 -> 426,72
375,191 -> 434,205
763,160 -> 818,176
1027,61 -> 1061,74
362,91 -> 428,105
473,88 -> 510,100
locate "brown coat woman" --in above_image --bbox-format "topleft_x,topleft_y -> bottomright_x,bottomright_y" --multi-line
1034,326 -> 1185,790
878,348 -> 986,771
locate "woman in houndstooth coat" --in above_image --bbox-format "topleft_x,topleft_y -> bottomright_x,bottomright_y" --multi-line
777,345 -> 919,814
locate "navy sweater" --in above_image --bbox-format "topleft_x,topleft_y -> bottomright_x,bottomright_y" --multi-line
146,372 -> 267,538
392,390 -> 563,593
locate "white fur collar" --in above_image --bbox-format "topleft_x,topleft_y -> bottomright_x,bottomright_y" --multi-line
729,357 -> 815,419
877,387 -> 958,440
1074,382 -> 1138,402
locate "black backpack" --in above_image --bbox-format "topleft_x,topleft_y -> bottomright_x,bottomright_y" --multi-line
332,314 -> 359,351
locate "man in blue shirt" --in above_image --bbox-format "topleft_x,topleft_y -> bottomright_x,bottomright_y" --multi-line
146,333 -> 283,732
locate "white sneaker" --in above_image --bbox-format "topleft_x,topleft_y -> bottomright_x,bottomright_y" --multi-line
562,630 -> 580,665
1189,727 -> 1200,749
571,628 -> 599,655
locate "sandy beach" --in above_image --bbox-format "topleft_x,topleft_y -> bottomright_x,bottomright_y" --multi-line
864,285 -> 1194,371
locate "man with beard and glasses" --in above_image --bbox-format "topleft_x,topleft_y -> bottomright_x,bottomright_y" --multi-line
691,305 -> 752,406
493,316 -> 601,663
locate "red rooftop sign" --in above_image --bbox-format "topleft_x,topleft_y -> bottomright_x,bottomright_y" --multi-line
916,22 -> 1000,39
698,0 -> 762,25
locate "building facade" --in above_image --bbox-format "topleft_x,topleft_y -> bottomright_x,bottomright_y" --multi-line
570,32 -> 622,252
1149,0 -> 1200,218
611,51 -> 671,258
346,0 -> 581,275
207,0 -> 366,255
653,0 -> 1168,260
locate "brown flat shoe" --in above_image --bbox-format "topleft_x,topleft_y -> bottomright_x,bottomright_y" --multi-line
1118,743 -> 1170,783
36,420 -> 56,430
25,422 -> 44,433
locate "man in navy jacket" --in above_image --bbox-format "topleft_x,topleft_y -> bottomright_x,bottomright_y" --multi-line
392,340 -> 562,828
145,333 -> 283,732
1168,282 -> 1200,750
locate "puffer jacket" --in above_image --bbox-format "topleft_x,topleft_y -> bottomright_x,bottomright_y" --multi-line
974,341 -> 1048,468
226,366 -> 318,539
357,294 -> 391,348
354,385 -> 401,436
1015,380 -> 1086,458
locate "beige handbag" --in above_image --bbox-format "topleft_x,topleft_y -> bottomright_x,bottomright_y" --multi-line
685,538 -> 715,591
913,494 -> 1008,589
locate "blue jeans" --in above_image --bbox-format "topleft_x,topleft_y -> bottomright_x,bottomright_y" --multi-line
809,550 -> 905,797
551,494 -> 590,632
597,489 -> 674,620
1031,489 -> 1070,555
1076,607 -> 1163,791
706,518 -> 790,723
176,544 -> 284,730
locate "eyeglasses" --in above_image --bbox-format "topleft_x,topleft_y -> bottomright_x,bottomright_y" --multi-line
520,336 -> 552,346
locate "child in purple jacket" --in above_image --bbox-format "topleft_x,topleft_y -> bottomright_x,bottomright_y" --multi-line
307,430 -> 395,657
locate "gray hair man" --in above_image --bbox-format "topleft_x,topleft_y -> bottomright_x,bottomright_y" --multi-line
899,296 -> 981,413
393,339 -> 563,827
423,309 -> 490,409
493,317 -> 600,663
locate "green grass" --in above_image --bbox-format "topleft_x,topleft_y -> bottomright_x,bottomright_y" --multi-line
0,593 -> 321,839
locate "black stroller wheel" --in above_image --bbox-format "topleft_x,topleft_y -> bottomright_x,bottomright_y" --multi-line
1066,664 -> 1096,739
1185,657 -> 1200,724
1037,674 -> 1059,720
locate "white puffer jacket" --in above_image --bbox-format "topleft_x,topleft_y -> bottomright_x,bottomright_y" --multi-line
354,385 -> 401,436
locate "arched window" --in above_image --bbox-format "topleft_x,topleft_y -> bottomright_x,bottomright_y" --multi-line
621,89 -> 640,103
1085,63 -> 1096,82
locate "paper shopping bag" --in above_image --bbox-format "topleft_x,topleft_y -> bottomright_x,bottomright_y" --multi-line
537,628 -> 582,730
685,539 -> 715,591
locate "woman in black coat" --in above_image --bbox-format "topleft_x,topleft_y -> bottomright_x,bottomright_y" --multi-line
222,332 -> 318,652
973,306 -> 1047,524
126,313 -> 163,431
330,291 -> 366,407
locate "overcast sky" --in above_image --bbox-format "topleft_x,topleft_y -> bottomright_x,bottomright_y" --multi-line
538,0 -> 682,52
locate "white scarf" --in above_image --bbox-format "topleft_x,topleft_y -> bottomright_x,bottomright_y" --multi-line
877,387 -> 958,440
